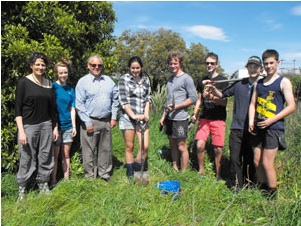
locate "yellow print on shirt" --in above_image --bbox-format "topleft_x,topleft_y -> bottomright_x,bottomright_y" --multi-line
256,91 -> 276,119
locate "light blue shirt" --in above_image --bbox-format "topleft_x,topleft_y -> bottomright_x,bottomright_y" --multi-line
75,73 -> 119,127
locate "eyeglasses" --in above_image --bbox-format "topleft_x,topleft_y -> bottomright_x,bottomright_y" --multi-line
89,63 -> 103,68
205,62 -> 217,66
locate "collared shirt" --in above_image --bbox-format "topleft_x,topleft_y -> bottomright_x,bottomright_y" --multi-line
75,73 -> 119,127
118,73 -> 151,115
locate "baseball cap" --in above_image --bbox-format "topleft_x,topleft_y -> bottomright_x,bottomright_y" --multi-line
245,56 -> 262,67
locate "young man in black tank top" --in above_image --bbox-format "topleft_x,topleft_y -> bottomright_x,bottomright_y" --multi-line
248,49 -> 296,198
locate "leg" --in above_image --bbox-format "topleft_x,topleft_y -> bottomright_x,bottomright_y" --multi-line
80,125 -> 96,178
36,120 -> 54,183
136,128 -> 149,162
242,132 -> 256,186
253,147 -> 266,185
51,144 -> 61,184
196,139 -> 206,174
122,129 -> 135,164
261,148 -> 278,188
210,120 -> 226,179
96,120 -> 112,179
178,138 -> 189,172
229,130 -> 243,187
61,142 -> 72,179
214,146 -> 223,179
169,136 -> 180,172
16,125 -> 39,187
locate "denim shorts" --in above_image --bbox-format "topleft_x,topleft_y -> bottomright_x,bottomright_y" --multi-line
54,128 -> 73,146
119,114 -> 149,130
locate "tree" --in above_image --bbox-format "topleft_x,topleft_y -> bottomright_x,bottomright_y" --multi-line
114,28 -> 187,90
1,1 -> 117,172
185,43 -> 209,84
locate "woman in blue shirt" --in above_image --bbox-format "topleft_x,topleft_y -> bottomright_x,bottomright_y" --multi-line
51,58 -> 76,187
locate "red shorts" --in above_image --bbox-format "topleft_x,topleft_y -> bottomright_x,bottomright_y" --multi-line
195,119 -> 226,147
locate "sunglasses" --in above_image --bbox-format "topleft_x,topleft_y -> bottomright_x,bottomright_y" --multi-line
89,63 -> 103,68
205,62 -> 217,66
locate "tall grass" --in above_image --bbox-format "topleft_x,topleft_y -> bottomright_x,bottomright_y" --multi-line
1,98 -> 301,225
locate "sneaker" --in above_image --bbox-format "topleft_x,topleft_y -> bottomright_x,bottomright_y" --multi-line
17,186 -> 26,202
38,182 -> 50,195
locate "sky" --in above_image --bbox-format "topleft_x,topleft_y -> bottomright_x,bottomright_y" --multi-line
111,1 -> 301,76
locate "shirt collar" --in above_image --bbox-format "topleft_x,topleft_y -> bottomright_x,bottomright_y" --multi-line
89,72 -> 104,81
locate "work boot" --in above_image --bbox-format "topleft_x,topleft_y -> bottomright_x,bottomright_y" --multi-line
38,182 -> 50,195
125,164 -> 134,179
17,186 -> 26,202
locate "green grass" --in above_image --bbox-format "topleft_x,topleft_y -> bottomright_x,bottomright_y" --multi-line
1,102 -> 301,225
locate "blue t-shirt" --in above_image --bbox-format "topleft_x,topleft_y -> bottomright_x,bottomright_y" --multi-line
53,82 -> 75,130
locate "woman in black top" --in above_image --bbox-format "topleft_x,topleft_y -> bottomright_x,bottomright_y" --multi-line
15,52 -> 58,201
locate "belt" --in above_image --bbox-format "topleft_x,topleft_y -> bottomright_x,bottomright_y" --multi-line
90,116 -> 110,121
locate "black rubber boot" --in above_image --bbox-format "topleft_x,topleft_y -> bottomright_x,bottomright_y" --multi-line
134,159 -> 148,171
125,164 -> 134,178
133,161 -> 141,171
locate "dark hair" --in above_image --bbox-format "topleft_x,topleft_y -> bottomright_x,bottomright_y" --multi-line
167,50 -> 184,67
128,56 -> 143,68
29,52 -> 49,66
262,49 -> 279,62
205,52 -> 219,63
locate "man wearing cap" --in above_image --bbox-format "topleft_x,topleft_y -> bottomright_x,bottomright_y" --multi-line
207,56 -> 263,190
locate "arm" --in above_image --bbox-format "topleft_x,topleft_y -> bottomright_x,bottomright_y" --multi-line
248,84 -> 258,135
191,93 -> 202,123
15,80 -> 27,145
205,83 -> 227,106
15,116 -> 27,145
110,84 -> 119,128
75,80 -> 93,129
70,106 -> 77,137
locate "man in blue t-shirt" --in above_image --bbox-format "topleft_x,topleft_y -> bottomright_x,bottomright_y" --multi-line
207,56 -> 263,189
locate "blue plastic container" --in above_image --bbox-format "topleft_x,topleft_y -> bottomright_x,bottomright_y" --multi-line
156,180 -> 181,194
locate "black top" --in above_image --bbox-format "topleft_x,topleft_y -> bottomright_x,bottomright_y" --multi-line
15,77 -> 58,126
197,74 -> 228,120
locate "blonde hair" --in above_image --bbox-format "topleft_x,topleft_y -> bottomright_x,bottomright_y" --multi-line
54,57 -> 73,75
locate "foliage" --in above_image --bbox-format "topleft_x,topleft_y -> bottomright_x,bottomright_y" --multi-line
1,1 -> 117,172
114,28 -> 186,90
150,83 -> 167,115
290,75 -> 301,100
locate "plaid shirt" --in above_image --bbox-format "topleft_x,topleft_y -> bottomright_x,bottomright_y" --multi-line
118,73 -> 151,115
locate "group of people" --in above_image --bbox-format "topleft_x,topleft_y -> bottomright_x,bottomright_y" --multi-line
159,49 -> 295,198
15,49 -> 295,202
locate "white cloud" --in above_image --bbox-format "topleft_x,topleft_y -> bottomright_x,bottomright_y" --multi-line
282,52 -> 301,59
263,19 -> 282,31
186,25 -> 229,41
291,5 -> 301,16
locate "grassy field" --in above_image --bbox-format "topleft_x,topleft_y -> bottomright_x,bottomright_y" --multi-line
1,101 -> 301,225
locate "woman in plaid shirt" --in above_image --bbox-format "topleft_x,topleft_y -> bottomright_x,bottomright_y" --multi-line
118,56 -> 151,179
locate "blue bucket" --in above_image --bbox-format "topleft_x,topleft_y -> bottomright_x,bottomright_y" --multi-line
156,180 -> 181,194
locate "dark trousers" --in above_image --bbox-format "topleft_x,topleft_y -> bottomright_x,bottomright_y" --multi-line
229,129 -> 256,187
